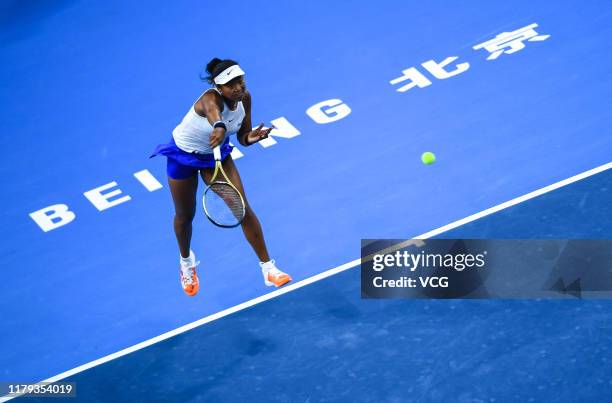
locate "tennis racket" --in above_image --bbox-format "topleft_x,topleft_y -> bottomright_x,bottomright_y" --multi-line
202,146 -> 246,228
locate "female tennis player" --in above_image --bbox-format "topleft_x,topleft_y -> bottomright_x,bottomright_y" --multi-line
151,58 -> 292,296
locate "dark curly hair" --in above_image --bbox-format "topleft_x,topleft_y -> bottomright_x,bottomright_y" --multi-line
201,58 -> 239,85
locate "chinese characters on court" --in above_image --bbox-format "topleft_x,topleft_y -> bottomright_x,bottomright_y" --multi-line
473,23 -> 551,60
390,23 -> 550,92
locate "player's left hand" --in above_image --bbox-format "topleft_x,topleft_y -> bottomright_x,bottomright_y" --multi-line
246,123 -> 273,145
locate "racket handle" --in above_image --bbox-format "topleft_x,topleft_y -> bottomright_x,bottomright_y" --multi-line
213,145 -> 221,161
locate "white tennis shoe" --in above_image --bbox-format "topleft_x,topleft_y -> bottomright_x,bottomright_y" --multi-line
260,260 -> 292,287
179,251 -> 200,297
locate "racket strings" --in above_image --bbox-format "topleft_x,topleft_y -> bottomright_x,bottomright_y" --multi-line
204,182 -> 245,226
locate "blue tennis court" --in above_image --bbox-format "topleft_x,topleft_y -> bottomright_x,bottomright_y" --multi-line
1,0 -> 611,401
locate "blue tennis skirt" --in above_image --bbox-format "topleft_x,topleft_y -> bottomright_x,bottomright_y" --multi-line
150,137 -> 233,179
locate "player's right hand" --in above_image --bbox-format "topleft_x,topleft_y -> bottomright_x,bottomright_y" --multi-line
210,127 -> 226,148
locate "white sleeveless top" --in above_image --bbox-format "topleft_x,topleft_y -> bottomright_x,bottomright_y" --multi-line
172,88 -> 246,154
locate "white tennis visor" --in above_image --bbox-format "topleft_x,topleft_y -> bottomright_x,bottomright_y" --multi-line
214,65 -> 245,85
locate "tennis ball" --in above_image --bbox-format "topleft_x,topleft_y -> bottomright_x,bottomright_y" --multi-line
421,151 -> 436,165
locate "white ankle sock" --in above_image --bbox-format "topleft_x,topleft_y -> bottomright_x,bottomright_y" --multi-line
260,259 -> 276,270
180,250 -> 195,268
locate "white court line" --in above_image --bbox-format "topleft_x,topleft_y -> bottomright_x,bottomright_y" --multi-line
1,161 -> 610,402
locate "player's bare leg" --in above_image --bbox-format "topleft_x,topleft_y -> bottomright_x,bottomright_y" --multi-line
200,156 -> 291,287
168,175 -> 200,296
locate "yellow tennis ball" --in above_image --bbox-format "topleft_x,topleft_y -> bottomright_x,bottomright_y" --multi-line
421,151 -> 436,165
